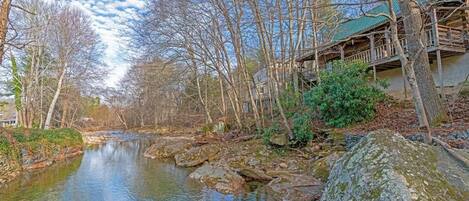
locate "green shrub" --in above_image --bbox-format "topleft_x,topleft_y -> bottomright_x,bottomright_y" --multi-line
291,113 -> 314,146
1,128 -> 82,161
261,123 -> 280,145
303,61 -> 385,128
0,135 -> 17,158
12,128 -> 82,146
278,85 -> 302,118
200,123 -> 213,134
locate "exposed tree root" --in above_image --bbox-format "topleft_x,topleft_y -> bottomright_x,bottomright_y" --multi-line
432,137 -> 469,169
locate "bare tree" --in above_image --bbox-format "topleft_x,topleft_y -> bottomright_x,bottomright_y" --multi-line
0,0 -> 12,64
44,6 -> 101,129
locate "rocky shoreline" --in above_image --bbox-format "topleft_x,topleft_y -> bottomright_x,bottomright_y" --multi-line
143,129 -> 469,200
81,131 -> 118,145
142,131 -> 345,199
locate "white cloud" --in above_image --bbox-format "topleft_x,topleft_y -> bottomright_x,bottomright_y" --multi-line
69,0 -> 145,87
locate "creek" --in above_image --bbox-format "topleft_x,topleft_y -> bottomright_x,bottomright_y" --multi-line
0,131 -> 266,201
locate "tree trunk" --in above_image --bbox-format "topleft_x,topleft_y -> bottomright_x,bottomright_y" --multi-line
188,45 -> 213,124
60,96 -> 69,128
0,0 -> 11,64
44,66 -> 66,129
214,0 -> 262,131
397,0 -> 448,126
115,109 -> 128,130
249,0 -> 294,139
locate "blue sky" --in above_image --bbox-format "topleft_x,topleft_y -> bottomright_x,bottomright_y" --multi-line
70,0 -> 145,87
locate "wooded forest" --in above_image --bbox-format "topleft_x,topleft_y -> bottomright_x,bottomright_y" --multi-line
1,0 -> 464,142
1,0 -> 469,200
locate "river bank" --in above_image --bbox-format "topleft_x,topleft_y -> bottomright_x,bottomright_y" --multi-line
2,128 -> 467,200
140,127 -> 346,200
0,128 -> 83,185
141,125 -> 469,200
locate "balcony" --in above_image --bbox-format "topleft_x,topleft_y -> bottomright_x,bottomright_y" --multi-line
344,25 -> 467,69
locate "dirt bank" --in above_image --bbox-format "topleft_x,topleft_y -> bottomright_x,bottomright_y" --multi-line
0,128 -> 84,185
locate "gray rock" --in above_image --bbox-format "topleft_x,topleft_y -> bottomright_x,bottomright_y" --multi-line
264,173 -> 323,201
174,144 -> 220,167
447,129 -> 469,140
269,134 -> 288,146
321,129 -> 469,201
238,168 -> 273,181
344,134 -> 364,151
404,133 -> 425,142
144,139 -> 192,159
311,151 -> 344,182
247,158 -> 260,167
189,163 -> 246,194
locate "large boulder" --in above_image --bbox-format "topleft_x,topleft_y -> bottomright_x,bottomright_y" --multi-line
321,129 -> 469,201
263,172 -> 323,201
174,144 -> 220,167
189,163 -> 246,194
144,139 -> 192,159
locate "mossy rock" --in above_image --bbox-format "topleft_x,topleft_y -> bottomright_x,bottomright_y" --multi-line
321,129 -> 469,201
311,152 -> 344,182
328,131 -> 345,146
269,134 -> 288,146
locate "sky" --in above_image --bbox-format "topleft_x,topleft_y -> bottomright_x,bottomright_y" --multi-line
70,0 -> 145,87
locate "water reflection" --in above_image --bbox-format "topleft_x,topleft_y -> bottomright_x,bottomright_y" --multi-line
0,132 -> 266,201
0,155 -> 82,201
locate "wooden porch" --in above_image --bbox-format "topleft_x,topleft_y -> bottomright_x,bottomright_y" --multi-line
343,24 -> 467,70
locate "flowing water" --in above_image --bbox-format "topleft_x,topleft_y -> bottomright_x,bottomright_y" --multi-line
0,132 -> 267,201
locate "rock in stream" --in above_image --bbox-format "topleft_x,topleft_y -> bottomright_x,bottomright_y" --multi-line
189,163 -> 246,194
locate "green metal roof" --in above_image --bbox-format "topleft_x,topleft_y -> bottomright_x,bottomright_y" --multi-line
332,1 -> 400,42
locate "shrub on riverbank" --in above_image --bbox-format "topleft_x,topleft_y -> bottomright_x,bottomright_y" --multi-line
0,128 -> 83,159
304,61 -> 386,128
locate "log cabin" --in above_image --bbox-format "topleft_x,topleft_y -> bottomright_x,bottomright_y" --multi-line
296,0 -> 469,99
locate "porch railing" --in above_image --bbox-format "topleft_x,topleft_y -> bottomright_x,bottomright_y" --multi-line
344,25 -> 465,64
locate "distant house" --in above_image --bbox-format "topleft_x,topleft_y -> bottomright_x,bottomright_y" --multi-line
296,0 -> 469,99
244,61 -> 316,112
0,100 -> 17,127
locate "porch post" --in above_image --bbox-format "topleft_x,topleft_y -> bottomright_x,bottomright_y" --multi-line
430,8 -> 440,47
340,45 -> 345,60
436,50 -> 444,98
385,30 -> 392,57
368,34 -> 377,81
431,8 -> 444,98
463,1 -> 469,47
